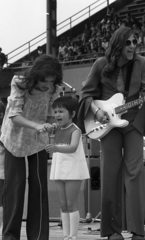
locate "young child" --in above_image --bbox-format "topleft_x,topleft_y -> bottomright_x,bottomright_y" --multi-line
0,101 -> 5,229
45,96 -> 90,240
0,54 -> 63,240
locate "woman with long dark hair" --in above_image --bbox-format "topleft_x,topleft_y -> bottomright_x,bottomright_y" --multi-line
78,26 -> 145,240
1,54 -> 63,240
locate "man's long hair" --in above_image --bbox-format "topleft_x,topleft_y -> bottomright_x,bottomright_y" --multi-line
103,26 -> 133,78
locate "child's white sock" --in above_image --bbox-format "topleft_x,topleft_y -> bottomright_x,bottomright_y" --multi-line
69,211 -> 80,240
61,212 -> 70,240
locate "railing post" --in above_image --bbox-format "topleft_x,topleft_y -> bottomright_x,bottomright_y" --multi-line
28,42 -> 31,61
70,17 -> 72,38
89,6 -> 91,24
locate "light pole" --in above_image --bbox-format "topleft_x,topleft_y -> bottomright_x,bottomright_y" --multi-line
46,0 -> 51,55
46,0 -> 57,56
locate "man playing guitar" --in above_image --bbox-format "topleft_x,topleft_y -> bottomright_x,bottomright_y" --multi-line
78,26 -> 145,240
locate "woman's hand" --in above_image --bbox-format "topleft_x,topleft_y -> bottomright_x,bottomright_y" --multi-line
35,123 -> 54,133
96,109 -> 110,124
45,144 -> 56,153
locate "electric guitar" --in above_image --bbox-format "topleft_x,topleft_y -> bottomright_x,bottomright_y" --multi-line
84,93 -> 145,140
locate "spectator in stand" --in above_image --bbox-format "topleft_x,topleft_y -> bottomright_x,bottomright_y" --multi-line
125,13 -> 134,28
132,23 -> 141,36
90,21 -> 96,36
63,47 -> 69,63
102,27 -> 107,39
76,35 -> 83,48
82,23 -> 91,44
142,10 -> 145,26
36,46 -> 44,58
91,42 -> 98,59
74,47 -> 84,64
83,43 -> 92,58
58,42 -> 67,61
72,41 -> 79,54
118,19 -> 124,28
98,46 -> 105,57
89,33 -> 97,52
68,48 -> 77,62
105,27 -> 111,40
102,37 -> 109,51
106,6 -> 114,21
0,48 -> 7,71
134,32 -> 142,46
66,41 -> 73,52
141,22 -> 145,45
113,14 -> 119,26
22,58 -> 30,68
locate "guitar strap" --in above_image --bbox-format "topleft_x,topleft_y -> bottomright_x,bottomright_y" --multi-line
124,60 -> 134,100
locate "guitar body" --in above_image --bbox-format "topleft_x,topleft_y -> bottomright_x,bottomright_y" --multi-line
84,93 -> 129,140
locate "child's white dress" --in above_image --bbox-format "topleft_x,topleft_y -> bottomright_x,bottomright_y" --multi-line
50,123 -> 90,180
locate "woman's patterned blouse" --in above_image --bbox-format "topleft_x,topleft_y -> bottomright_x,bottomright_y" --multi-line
1,75 -> 59,157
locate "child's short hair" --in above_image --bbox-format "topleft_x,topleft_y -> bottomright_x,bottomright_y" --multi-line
52,96 -> 79,123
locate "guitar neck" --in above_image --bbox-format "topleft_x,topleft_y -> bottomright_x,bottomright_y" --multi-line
115,95 -> 145,114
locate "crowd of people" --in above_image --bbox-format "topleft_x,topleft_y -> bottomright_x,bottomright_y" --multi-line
57,9 -> 145,64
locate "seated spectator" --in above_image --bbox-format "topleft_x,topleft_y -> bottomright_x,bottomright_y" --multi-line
110,21 -> 116,32
68,48 -> 77,62
72,41 -> 79,54
106,6 -> 114,21
0,48 -> 7,71
22,58 -> 30,68
125,12 -> 133,28
141,22 -> 145,45
142,10 -> 145,25
98,46 -> 105,57
134,32 -> 142,46
58,42 -> 67,61
132,23 -> 141,36
102,27 -> 107,38
76,35 -> 83,48
82,24 -> 91,44
113,14 -> 119,26
89,33 -> 97,51
63,47 -> 69,63
66,41 -> 73,51
90,21 -> 96,36
118,19 -> 124,28
36,46 -> 44,58
102,37 -> 109,50
74,47 -> 84,64
83,43 -> 92,55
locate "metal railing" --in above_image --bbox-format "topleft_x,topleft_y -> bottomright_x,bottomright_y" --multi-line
5,45 -> 145,71
7,0 -> 111,64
